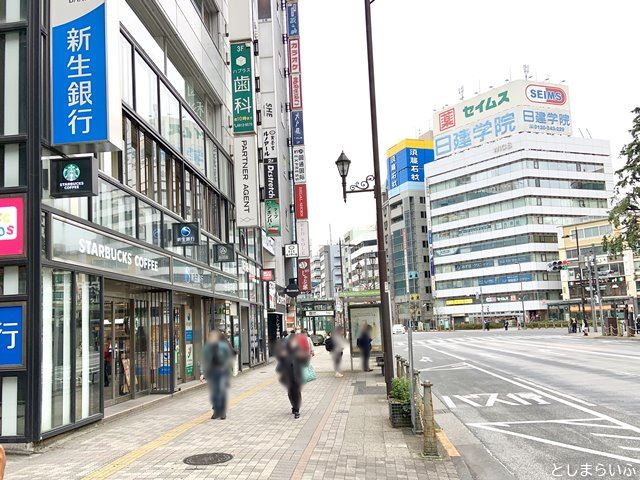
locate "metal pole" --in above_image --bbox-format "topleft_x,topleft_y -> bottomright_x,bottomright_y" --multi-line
364,0 -> 394,394
479,287 -> 485,328
575,229 -> 587,330
519,263 -> 526,329
591,243 -> 604,333
408,317 -> 416,433
586,249 -> 597,333
338,239 -> 345,328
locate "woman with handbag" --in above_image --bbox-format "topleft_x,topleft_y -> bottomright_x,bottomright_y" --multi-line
279,332 -> 313,419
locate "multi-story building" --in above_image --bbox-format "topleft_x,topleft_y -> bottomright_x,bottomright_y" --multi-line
382,139 -> 435,328
428,81 -> 614,327
0,0 -> 298,444
553,219 -> 637,335
341,226 -> 379,292
312,244 -> 342,299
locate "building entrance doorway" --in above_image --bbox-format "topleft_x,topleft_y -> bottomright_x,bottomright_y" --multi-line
103,298 -> 133,405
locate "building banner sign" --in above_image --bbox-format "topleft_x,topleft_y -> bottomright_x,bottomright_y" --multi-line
289,73 -> 303,110
266,199 -> 281,237
213,243 -> 235,263
434,106 -> 572,159
262,128 -> 277,160
291,111 -> 304,146
50,155 -> 99,198
294,183 -> 308,219
289,38 -> 301,74
0,304 -> 25,370
261,92 -> 276,128
296,220 -> 310,258
297,258 -> 311,293
231,42 -> 255,134
284,243 -> 299,258
51,0 -> 121,151
293,146 -> 306,184
0,195 -> 25,258
172,222 -> 200,247
263,159 -> 279,200
433,80 -> 570,137
233,136 -> 260,227
287,2 -> 299,36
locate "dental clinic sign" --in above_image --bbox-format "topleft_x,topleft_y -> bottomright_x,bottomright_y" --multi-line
51,0 -> 121,152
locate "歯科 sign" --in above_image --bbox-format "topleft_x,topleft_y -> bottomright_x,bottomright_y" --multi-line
0,195 -> 25,258
231,42 -> 255,134
0,304 -> 26,370
172,222 -> 200,247
51,0 -> 121,152
50,155 -> 99,198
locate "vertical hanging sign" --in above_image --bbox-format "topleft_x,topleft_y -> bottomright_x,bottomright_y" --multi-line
264,158 -> 281,237
234,136 -> 260,227
51,0 -> 121,152
231,42 -> 255,134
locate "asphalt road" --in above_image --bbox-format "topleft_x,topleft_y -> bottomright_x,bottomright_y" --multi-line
393,328 -> 640,480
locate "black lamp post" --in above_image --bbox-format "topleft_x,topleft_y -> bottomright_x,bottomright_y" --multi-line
333,0 -> 394,395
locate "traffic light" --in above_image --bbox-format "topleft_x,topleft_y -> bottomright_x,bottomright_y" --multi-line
547,260 -> 569,272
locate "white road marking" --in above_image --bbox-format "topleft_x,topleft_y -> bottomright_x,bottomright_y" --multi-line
513,377 -> 597,407
619,447 -> 640,452
423,345 -> 466,361
441,396 -> 457,409
591,433 -> 640,440
421,362 -> 472,372
419,356 -> 432,363
441,392 -> 551,409
497,338 -> 640,360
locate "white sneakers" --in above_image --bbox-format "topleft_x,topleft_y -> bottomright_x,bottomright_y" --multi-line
334,372 -> 343,377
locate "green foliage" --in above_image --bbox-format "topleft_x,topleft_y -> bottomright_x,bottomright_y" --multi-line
390,377 -> 411,403
604,107 -> 640,254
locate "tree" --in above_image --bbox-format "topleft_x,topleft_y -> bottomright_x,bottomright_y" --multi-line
603,108 -> 640,254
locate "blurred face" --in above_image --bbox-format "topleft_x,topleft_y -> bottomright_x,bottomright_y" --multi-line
208,330 -> 221,343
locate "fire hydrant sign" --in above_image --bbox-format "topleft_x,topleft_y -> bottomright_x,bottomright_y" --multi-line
51,0 -> 121,151
0,304 -> 25,369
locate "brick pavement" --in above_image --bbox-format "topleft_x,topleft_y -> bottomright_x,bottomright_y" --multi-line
6,349 -> 460,480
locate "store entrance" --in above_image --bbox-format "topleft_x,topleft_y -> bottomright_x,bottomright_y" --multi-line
103,298 -> 133,405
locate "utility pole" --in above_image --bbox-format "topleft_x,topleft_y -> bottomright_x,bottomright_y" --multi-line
586,249 -> 598,333
519,262 -> 526,329
574,229 -> 588,329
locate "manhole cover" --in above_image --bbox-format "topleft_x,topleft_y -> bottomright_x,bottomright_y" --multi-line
183,453 -> 233,465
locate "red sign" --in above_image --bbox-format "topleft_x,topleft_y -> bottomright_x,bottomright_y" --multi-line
439,108 -> 455,131
289,38 -> 301,74
294,184 -> 308,219
297,259 -> 311,293
261,269 -> 274,282
0,195 -> 25,257
289,73 -> 303,110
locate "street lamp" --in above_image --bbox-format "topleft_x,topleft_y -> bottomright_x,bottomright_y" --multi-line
332,0 -> 394,395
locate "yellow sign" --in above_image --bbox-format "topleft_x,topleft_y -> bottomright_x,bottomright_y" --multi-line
410,294 -> 420,301
445,298 -> 473,306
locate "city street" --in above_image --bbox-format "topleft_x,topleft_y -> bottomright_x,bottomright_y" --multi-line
394,329 -> 640,479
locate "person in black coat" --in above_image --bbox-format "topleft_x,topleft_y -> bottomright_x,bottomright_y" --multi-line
357,324 -> 373,372
275,333 -> 309,418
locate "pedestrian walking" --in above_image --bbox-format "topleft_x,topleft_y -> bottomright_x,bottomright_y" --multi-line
276,332 -> 312,419
503,319 -> 509,331
200,330 -> 234,420
357,324 -> 373,372
326,326 -> 345,377
301,328 -> 315,357
570,318 -> 577,334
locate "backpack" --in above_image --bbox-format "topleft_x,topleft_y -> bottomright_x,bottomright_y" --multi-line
325,336 -> 334,352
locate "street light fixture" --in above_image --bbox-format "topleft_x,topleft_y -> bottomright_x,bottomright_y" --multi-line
332,0 -> 395,395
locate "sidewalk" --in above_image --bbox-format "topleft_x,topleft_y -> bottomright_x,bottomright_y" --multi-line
6,348 -> 460,480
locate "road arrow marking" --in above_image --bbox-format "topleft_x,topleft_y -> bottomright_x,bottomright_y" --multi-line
419,356 -> 432,363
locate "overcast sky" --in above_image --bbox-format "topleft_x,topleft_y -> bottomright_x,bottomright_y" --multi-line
299,0 -> 640,250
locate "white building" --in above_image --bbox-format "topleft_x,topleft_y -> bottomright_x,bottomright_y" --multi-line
428,82 -> 614,325
342,226 -> 379,291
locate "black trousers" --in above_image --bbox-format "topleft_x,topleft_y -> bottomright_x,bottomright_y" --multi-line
362,351 -> 370,371
288,382 -> 302,413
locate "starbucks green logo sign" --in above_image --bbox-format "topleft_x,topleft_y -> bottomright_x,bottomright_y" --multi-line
63,163 -> 80,182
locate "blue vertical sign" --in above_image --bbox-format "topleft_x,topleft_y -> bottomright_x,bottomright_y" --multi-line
287,2 -> 299,36
51,0 -> 120,151
0,305 -> 24,369
291,111 -> 304,145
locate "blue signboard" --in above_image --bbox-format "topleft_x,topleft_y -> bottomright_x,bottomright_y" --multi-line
0,305 -> 24,368
287,2 -> 299,36
185,330 -> 193,342
387,147 -> 434,194
291,111 -> 304,145
51,1 -> 110,146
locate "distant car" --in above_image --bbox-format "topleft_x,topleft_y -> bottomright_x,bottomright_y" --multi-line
392,324 -> 406,334
309,334 -> 325,346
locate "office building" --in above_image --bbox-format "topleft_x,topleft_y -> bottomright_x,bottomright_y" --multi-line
428,81 -> 614,326
382,139 -> 435,328
341,225 -> 379,292
312,244 -> 342,299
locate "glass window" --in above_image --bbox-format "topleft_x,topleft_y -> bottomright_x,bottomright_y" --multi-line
0,1 -> 26,22
159,148 -> 171,210
160,83 -> 181,152
0,375 -> 26,436
206,137 -> 218,187
138,199 -> 162,247
139,132 -> 157,201
172,159 -> 182,216
134,53 -> 158,130
182,110 -> 205,173
120,35 -> 133,105
184,169 -> 193,221
163,213 -> 184,255
75,273 -> 101,421
123,118 -> 138,190
41,269 -> 73,432
0,30 -> 26,135
93,180 -> 136,238
0,143 -> 25,187
0,265 -> 26,295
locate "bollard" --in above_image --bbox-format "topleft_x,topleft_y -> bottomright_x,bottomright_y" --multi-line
421,381 -> 439,457
403,360 -> 410,378
395,355 -> 402,378
413,370 -> 423,434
